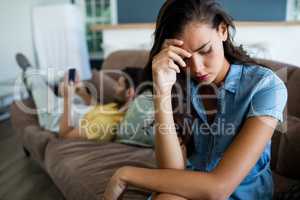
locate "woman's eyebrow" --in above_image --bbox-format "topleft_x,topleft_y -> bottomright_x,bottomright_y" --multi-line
192,40 -> 210,52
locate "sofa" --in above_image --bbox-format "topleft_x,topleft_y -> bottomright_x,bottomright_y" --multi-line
11,50 -> 300,200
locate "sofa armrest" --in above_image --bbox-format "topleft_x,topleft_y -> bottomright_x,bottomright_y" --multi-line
22,126 -> 56,166
10,99 -> 56,166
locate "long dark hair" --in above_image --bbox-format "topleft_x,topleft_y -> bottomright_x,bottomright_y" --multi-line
144,0 -> 259,156
144,0 -> 259,81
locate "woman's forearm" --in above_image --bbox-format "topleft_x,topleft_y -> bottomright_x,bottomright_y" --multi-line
59,96 -> 73,137
154,93 -> 185,169
121,166 -> 223,200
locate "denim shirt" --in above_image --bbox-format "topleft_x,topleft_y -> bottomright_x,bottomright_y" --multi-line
188,64 -> 287,199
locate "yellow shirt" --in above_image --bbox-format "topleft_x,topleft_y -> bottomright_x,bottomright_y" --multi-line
80,103 -> 124,142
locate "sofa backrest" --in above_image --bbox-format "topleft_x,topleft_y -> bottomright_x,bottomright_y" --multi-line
101,50 -> 300,119
101,50 -> 149,71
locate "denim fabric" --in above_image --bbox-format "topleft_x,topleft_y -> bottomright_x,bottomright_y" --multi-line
147,64 -> 287,200
188,64 -> 287,199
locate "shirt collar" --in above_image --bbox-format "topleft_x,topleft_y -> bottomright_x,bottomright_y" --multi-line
190,64 -> 243,94
222,64 -> 243,93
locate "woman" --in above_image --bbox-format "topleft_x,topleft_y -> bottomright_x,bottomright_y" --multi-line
103,0 -> 287,199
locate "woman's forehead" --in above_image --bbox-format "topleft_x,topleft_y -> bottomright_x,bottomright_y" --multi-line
179,23 -> 214,52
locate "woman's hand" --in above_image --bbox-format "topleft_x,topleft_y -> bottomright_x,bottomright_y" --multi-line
152,39 -> 191,95
61,71 -> 80,99
103,168 -> 128,200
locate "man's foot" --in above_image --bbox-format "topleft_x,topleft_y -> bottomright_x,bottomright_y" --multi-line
16,53 -> 31,71
15,53 -> 32,97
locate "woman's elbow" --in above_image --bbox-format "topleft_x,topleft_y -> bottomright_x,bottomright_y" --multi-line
211,182 -> 233,200
200,178 -> 229,200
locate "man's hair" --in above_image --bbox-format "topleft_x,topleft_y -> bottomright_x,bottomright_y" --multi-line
121,67 -> 144,89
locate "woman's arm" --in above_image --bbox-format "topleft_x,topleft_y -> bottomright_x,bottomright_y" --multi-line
106,116 -> 277,200
154,93 -> 185,169
151,39 -> 192,199
61,128 -> 85,139
152,39 -> 192,169
59,90 -> 86,139
59,88 -> 74,138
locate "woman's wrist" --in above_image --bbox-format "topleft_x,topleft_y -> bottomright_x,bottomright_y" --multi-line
63,94 -> 72,104
118,166 -> 133,183
154,87 -> 172,99
153,84 -> 172,97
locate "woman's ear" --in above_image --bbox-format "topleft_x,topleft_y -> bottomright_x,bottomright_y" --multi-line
218,22 -> 228,42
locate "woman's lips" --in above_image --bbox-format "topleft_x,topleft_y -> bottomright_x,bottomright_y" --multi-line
196,74 -> 209,81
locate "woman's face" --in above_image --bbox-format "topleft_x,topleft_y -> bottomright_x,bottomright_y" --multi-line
179,22 -> 230,85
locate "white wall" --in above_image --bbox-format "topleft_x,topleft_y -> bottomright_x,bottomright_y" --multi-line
0,0 -> 35,82
102,23 -> 300,67
0,0 -> 71,83
235,25 -> 300,66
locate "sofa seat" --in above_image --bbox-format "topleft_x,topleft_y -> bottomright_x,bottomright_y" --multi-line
45,139 -> 156,200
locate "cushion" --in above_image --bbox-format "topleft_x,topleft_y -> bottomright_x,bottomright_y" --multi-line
89,70 -> 118,104
45,139 -> 156,200
286,68 -> 300,118
276,116 -> 300,179
101,50 -> 149,71
273,172 -> 300,197
116,91 -> 155,147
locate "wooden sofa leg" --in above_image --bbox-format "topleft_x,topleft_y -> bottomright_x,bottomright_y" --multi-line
23,146 -> 30,157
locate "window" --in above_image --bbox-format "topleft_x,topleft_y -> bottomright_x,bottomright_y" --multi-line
81,0 -> 117,59
287,0 -> 300,20
293,0 -> 300,20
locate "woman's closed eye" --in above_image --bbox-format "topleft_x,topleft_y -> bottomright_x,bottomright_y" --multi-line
199,46 -> 212,55
182,46 -> 212,63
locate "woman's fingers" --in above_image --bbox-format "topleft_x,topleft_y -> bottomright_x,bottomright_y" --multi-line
163,39 -> 192,58
166,50 -> 187,67
168,45 -> 191,59
75,72 -> 80,84
162,39 -> 192,68
163,39 -> 183,48
168,59 -> 180,73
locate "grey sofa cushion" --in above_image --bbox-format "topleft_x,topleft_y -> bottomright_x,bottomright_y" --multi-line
45,139 -> 156,200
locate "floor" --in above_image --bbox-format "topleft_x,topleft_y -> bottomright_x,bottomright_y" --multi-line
0,119 -> 64,200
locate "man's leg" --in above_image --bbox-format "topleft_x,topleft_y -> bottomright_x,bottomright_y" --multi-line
16,53 -> 62,133
26,68 -> 63,132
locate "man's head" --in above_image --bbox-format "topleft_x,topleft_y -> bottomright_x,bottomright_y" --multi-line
113,67 -> 144,103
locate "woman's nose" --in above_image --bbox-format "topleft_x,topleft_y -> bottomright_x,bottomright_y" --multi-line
190,55 -> 205,73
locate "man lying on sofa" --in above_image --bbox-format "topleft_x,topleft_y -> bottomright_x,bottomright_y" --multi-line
16,53 -> 155,146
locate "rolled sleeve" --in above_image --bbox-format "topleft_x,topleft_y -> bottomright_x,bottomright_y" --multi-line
247,74 -> 288,122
